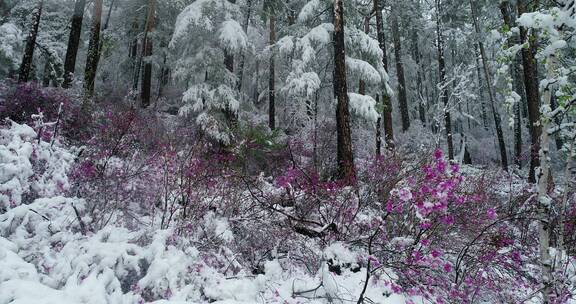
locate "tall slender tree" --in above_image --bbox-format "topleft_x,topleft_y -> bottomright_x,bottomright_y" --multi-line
141,0 -> 156,108
18,0 -> 44,83
237,0 -> 253,91
84,0 -> 103,97
333,0 -> 354,179
518,0 -> 541,183
391,4 -> 410,132
500,0 -> 525,168
62,0 -> 86,88
268,13 -> 276,130
470,0 -> 508,171
374,0 -> 394,153
435,0 -> 454,160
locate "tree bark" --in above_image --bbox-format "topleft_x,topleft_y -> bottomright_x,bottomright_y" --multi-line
41,59 -> 51,87
141,0 -> 155,108
436,0 -> 454,160
223,0 -> 237,126
62,0 -> 86,88
470,0 -> 508,171
237,0 -> 252,91
518,0 -> 541,183
84,0 -> 103,97
536,54 -> 555,304
268,15 -> 276,130
474,45 -> 488,130
18,0 -> 44,83
374,0 -> 394,153
333,0 -> 355,180
412,32 -> 425,126
500,0 -> 525,168
550,94 -> 564,150
130,14 -> 143,91
391,5 -> 410,132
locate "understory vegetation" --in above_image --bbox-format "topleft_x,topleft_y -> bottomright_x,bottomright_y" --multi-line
1,0 -> 575,303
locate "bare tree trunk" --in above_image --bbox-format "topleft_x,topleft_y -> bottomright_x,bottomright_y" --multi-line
412,32 -> 426,126
475,46 -> 488,130
410,0 -> 426,127
237,0 -> 252,91
436,0 -> 454,160
536,54 -> 555,304
62,0 -> 86,88
141,0 -> 155,108
223,0 -> 237,126
18,0 -> 43,83
518,0 -> 541,183
500,0 -> 525,168
333,0 -> 355,180
84,0 -> 103,97
550,94 -> 564,150
470,0 -> 508,171
41,59 -> 50,87
374,0 -> 394,153
268,14 -> 276,130
157,40 -> 169,99
391,5 -> 410,132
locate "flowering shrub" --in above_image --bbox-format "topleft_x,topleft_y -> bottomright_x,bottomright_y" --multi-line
0,92 -> 568,303
233,149 -> 544,303
0,81 -> 90,141
368,150 -> 539,303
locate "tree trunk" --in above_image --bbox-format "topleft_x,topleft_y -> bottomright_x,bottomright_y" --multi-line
141,0 -> 155,108
470,0 -> 508,171
412,31 -> 426,126
131,14 -> 142,91
18,0 -> 43,83
411,0 -> 426,127
157,40 -> 170,99
268,15 -> 276,130
550,94 -> 564,150
374,0 -> 394,153
42,59 -> 51,87
500,0 -> 525,168
536,54 -> 555,304
223,0 -> 237,126
358,16 -> 369,96
333,0 -> 355,180
62,0 -> 86,88
84,0 -> 103,97
236,0 -> 252,91
475,45 -> 488,130
391,6 -> 410,132
436,0 -> 454,160
518,0 -> 541,183
95,0 -> 115,72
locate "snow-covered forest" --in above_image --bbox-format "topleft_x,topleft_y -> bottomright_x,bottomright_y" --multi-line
0,0 -> 575,303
